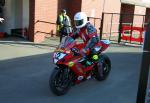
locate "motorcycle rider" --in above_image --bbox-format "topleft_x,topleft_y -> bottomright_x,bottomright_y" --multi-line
70,12 -> 99,60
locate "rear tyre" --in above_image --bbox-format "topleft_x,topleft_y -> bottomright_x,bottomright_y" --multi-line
94,54 -> 111,81
49,67 -> 72,96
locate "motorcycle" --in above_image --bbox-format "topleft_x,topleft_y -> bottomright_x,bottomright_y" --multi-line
49,36 -> 111,96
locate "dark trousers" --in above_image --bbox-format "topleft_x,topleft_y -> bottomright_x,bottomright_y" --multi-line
60,34 -> 66,43
59,29 -> 68,42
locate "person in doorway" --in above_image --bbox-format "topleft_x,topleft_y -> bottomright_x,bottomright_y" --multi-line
0,6 -> 4,23
70,12 -> 99,59
0,17 -> 4,23
56,9 -> 72,42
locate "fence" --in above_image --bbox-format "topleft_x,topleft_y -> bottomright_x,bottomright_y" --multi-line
100,12 -> 150,45
35,20 -> 56,37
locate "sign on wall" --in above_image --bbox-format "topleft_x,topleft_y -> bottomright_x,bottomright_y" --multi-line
121,25 -> 145,43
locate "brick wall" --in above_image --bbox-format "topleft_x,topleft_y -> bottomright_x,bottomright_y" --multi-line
81,0 -> 121,34
133,6 -> 146,27
81,0 -> 102,34
33,0 -> 58,43
29,0 -> 81,43
28,0 -> 150,43
67,0 -> 82,26
81,0 -> 102,18
104,0 -> 121,13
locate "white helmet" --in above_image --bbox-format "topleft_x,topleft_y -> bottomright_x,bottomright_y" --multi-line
74,12 -> 87,28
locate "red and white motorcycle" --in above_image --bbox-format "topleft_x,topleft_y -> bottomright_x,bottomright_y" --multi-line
49,36 -> 111,96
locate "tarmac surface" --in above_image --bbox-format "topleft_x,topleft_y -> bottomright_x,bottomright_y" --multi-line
0,37 -> 143,103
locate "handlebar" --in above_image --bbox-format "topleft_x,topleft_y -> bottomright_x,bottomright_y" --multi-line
71,47 -> 80,56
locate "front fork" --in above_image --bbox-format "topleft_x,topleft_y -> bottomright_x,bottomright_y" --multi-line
97,60 -> 104,77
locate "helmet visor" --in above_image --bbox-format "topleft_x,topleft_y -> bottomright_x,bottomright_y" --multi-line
75,19 -> 84,27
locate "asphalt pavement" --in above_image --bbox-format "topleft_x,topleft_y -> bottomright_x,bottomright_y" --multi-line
0,37 -> 143,103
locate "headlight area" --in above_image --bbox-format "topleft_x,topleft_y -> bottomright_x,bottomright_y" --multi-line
53,52 -> 66,64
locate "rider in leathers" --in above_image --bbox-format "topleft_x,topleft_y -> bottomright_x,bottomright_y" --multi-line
70,12 -> 99,58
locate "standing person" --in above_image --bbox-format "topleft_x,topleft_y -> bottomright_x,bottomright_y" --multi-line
56,9 -> 72,42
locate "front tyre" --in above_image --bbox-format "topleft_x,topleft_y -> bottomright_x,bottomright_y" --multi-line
49,67 -> 71,96
95,54 -> 111,81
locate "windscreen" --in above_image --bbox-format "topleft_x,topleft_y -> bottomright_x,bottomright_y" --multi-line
58,36 -> 76,50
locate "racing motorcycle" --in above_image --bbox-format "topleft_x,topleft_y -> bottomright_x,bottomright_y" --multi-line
49,36 -> 111,96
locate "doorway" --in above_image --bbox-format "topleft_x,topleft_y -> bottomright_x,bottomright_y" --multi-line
120,3 -> 135,24
2,0 -> 29,38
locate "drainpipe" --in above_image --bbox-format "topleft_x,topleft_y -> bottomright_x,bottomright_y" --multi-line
136,22 -> 150,103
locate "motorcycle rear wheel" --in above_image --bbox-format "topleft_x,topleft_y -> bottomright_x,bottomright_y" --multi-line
49,67 -> 72,96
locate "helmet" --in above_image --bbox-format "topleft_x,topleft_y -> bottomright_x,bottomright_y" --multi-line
61,9 -> 66,14
74,12 -> 87,28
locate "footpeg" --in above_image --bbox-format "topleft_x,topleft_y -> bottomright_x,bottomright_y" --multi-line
86,75 -> 91,80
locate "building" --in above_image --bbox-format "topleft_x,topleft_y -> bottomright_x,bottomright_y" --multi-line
0,0 -> 150,42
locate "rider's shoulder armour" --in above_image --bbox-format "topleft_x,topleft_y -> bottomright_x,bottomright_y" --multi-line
86,23 -> 97,34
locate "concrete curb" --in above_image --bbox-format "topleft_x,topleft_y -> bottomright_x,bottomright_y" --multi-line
0,41 -> 58,47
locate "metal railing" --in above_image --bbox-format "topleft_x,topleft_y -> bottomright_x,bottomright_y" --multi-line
35,20 -> 56,37
35,17 -> 102,37
100,12 -> 150,45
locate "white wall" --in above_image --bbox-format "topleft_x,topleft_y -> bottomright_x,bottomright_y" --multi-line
3,0 -> 15,34
14,0 -> 23,28
23,0 -> 29,29
2,0 -> 29,34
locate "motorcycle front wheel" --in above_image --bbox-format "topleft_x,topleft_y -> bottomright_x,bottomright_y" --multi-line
94,54 -> 111,81
49,67 -> 72,96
